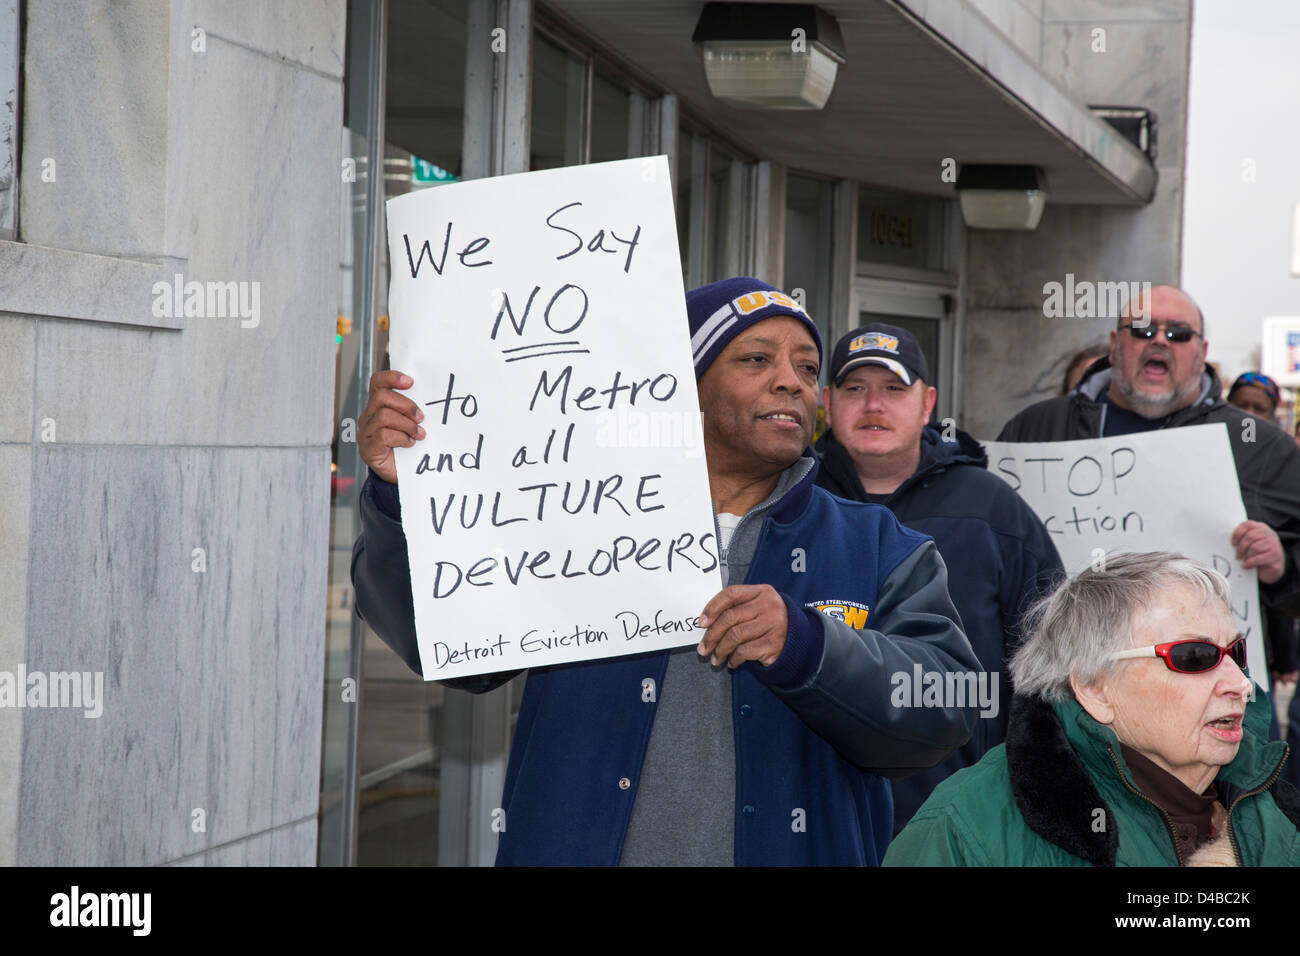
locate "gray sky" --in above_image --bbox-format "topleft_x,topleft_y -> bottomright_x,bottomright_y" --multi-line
1181,0 -> 1300,390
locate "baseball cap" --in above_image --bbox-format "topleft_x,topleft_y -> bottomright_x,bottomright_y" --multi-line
830,323 -> 929,386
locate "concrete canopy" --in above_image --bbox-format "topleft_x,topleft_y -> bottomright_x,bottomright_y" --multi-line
542,0 -> 1157,205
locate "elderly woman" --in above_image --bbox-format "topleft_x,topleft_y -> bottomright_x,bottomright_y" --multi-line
883,552 -> 1300,866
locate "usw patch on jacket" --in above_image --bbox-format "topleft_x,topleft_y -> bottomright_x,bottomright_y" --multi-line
806,600 -> 870,629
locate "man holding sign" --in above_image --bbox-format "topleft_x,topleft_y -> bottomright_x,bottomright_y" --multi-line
997,285 -> 1300,683
352,276 -> 978,866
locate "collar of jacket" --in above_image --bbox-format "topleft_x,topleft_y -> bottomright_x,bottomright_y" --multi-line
1072,357 -> 1226,431
813,425 -> 986,503
767,451 -> 821,523
1005,689 -> 1298,865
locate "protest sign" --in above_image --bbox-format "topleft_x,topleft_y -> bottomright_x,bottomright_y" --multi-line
384,157 -> 722,680
982,424 -> 1266,686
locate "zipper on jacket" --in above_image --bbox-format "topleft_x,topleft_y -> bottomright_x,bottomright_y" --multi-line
1105,746 -> 1188,866
1224,745 -> 1289,867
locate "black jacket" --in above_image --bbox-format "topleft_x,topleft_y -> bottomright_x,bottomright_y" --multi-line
997,358 -> 1300,649
815,424 -> 1065,832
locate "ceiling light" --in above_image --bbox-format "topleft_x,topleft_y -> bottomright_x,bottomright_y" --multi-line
691,3 -> 846,110
956,165 -> 1049,231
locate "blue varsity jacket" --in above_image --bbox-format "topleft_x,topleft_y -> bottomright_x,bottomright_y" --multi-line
351,455 -> 978,865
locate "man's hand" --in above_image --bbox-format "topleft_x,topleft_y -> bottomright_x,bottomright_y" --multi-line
697,585 -> 789,669
359,370 -> 424,485
1232,519 -> 1286,585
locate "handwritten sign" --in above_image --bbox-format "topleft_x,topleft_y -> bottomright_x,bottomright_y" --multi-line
384,157 -> 721,680
982,425 -> 1266,687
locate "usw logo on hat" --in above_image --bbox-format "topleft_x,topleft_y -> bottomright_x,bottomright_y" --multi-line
831,323 -> 929,386
849,332 -> 900,354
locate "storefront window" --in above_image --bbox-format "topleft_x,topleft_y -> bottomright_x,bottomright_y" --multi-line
784,173 -> 834,359
532,36 -> 635,171
678,126 -> 708,288
589,69 -> 630,164
673,129 -> 750,289
531,33 -> 585,169
709,144 -> 734,282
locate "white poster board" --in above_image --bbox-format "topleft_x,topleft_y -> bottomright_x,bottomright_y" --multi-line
982,424 -> 1266,687
384,157 -> 722,680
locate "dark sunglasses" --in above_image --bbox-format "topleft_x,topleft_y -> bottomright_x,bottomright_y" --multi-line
1109,636 -> 1247,674
1118,324 -> 1200,344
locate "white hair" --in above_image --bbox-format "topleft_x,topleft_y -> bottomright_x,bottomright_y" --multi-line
1010,552 -> 1232,702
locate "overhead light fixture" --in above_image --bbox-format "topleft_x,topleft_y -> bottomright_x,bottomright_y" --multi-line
956,165 -> 1049,231
691,3 -> 846,110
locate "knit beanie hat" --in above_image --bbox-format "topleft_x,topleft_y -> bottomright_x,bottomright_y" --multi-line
685,277 -> 823,378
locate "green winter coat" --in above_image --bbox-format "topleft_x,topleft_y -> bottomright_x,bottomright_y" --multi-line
883,691 -> 1300,866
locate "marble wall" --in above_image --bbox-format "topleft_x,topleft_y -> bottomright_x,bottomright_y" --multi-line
0,0 -> 345,865
959,0 -> 1192,440
965,0 -> 1043,62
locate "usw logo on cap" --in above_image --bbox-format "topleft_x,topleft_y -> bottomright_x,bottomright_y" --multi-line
849,332 -> 899,354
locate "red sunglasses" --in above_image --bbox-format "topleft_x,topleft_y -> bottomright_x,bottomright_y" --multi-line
1109,636 -> 1247,674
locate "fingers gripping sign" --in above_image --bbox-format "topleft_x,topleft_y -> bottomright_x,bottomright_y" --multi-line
697,585 -> 789,669
1231,519 -> 1285,585
358,370 -> 426,484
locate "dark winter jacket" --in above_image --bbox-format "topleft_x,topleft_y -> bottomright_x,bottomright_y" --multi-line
351,455 -> 980,865
816,425 -> 1064,831
996,358 -> 1300,617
